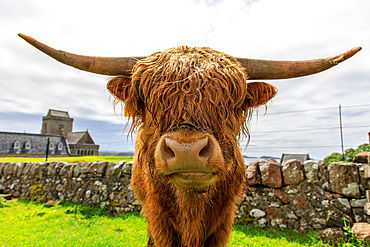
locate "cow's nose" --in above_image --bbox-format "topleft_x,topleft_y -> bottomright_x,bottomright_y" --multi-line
161,136 -> 213,170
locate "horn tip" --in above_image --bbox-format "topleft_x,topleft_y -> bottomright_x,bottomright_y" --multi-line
18,33 -> 35,43
351,46 -> 362,53
342,46 -> 362,62
18,33 -> 26,39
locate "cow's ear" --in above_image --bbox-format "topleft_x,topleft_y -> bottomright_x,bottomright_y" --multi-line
107,76 -> 141,117
245,82 -> 277,108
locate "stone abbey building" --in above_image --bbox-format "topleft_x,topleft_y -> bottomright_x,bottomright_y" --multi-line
0,109 -> 99,156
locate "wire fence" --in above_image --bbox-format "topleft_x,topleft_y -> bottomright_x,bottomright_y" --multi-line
242,103 -> 370,159
89,103 -> 370,159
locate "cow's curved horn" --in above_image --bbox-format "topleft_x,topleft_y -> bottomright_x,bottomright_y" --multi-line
18,33 -> 144,76
237,47 -> 362,80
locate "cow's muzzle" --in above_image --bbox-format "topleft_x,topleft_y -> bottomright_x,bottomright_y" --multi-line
155,132 -> 223,190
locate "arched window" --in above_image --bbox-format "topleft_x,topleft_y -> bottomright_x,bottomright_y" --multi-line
57,142 -> 63,151
13,141 -> 21,154
77,150 -> 80,155
13,141 -> 20,149
25,141 -> 31,150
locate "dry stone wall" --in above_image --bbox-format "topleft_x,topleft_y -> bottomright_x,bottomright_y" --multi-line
236,159 -> 370,231
0,161 -> 141,214
1,159 -> 370,231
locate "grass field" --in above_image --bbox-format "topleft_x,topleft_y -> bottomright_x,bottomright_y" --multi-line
0,155 -> 133,164
0,199 -> 334,247
0,199 -> 146,247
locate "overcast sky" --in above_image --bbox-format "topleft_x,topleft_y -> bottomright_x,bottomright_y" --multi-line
1,0 -> 369,160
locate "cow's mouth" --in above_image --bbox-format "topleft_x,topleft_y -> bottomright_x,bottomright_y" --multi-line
169,171 -> 218,190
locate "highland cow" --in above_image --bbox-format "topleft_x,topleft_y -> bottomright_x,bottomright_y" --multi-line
19,33 -> 360,247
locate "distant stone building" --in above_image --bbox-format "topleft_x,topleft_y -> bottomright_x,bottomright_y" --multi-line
280,153 -> 310,165
63,131 -> 99,156
0,132 -> 68,156
41,110 -> 73,135
0,109 -> 99,156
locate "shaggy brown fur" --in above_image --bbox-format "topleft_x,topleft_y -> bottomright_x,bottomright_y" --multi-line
107,46 -> 276,247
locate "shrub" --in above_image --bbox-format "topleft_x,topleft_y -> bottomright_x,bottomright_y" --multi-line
323,144 -> 370,164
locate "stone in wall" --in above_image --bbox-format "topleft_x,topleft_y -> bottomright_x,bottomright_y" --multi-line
303,160 -> 319,183
122,162 -> 132,175
15,163 -> 24,177
281,159 -> 305,185
0,163 -> 4,175
266,206 -> 285,229
21,163 -> 32,176
354,152 -> 370,164
318,162 -> 329,189
79,162 -> 107,178
105,161 -> 125,178
274,189 -> 289,204
328,162 -> 360,198
330,198 -> 351,214
29,163 -> 39,177
353,208 -> 370,223
59,163 -> 74,178
353,222 -> 370,244
3,162 -> 14,176
259,159 -> 282,188
358,164 -> 370,191
246,161 -> 261,186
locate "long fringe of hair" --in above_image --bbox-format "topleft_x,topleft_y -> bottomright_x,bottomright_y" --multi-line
129,47 -> 255,170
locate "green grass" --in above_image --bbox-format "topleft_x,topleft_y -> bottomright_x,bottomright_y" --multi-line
0,155 -> 132,163
229,224 -> 314,247
0,199 -> 146,247
0,199 -> 334,247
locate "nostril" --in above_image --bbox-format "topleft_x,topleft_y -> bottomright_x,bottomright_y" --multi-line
198,138 -> 212,159
162,138 -> 176,160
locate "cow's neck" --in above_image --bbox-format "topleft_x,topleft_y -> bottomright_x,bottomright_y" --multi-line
173,187 -> 215,246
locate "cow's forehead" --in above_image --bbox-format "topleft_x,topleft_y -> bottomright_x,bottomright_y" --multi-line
136,46 -> 245,72
133,46 -> 248,90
